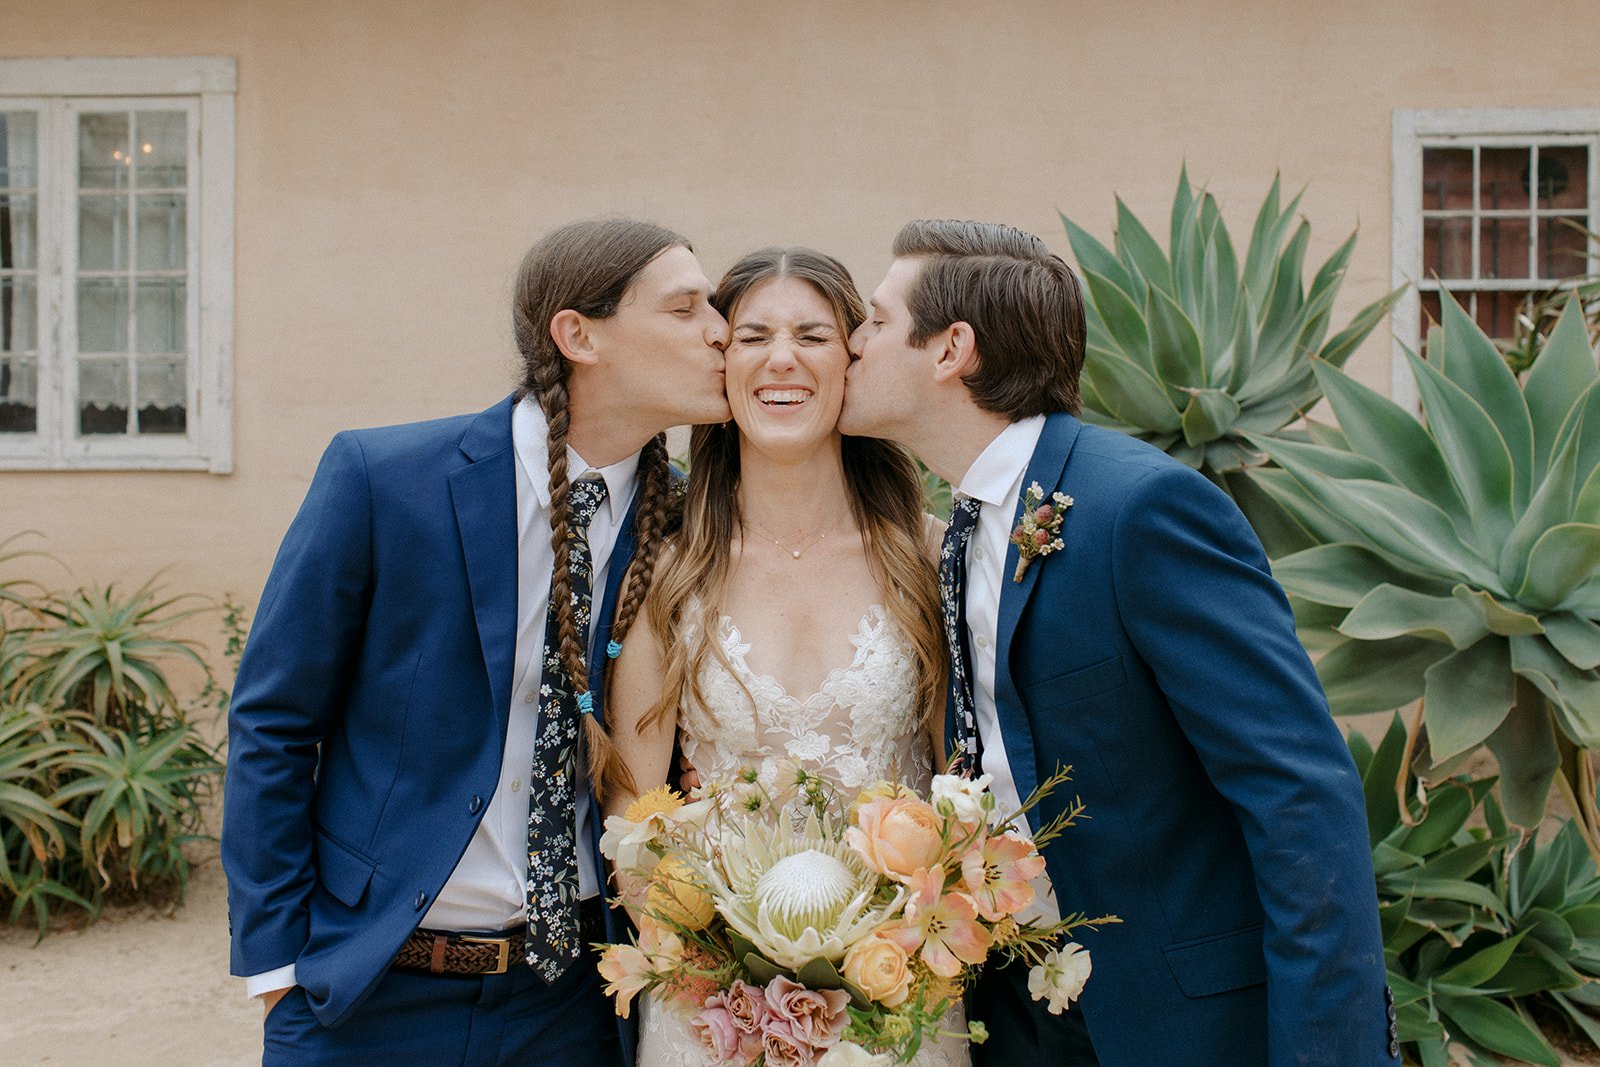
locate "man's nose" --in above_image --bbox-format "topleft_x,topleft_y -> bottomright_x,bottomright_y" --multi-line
847,324 -> 865,357
706,311 -> 730,350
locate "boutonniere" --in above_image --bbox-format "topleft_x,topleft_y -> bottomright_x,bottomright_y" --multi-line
1009,481 -> 1073,582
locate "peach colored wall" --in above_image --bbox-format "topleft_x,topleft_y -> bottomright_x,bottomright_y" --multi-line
2,0 -> 1596,626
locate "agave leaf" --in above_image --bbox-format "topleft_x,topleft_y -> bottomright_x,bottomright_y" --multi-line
1406,347 -> 1518,552
1315,635 -> 1445,715
1519,523 -> 1600,611
1435,930 -> 1531,989
1169,164 -> 1195,260
1312,360 -> 1465,514
1243,430 -> 1394,484
1272,544 -> 1448,608
1500,427 -> 1582,597
1358,714 -> 1407,844
1146,284 -> 1207,389
1451,586 -> 1545,638
1438,294 -> 1536,511
1484,686 -> 1561,830
1082,269 -> 1151,365
1082,347 -> 1182,431
1433,992 -> 1560,1066
1179,388 -> 1239,447
1340,585 -> 1490,649
1246,469 -> 1368,549
1423,640 -> 1515,761
1318,285 -> 1407,369
1170,177 -> 1207,318
1115,197 -> 1174,295
1224,279 -> 1257,395
1524,295 -> 1600,474
1542,613 -> 1600,670
1255,220 -> 1313,363
1076,373 -> 1142,434
1576,460 -> 1600,527
1512,635 -> 1600,747
1060,214 -> 1141,299
1241,174 -> 1290,304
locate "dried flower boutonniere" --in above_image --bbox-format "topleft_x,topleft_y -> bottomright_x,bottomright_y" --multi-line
1010,481 -> 1073,582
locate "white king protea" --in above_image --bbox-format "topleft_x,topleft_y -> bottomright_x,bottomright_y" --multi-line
709,808 -> 903,971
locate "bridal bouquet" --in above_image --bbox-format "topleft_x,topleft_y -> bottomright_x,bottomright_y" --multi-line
597,763 -> 1112,1066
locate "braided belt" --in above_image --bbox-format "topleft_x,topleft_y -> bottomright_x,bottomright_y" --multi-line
391,898 -> 607,977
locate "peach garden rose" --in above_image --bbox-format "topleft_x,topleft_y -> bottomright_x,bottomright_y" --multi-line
841,932 -> 913,1008
845,795 -> 946,882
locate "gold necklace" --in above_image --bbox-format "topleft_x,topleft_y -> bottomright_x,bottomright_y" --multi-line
742,516 -> 843,559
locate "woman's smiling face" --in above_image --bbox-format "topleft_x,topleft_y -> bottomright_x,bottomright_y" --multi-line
725,275 -> 851,458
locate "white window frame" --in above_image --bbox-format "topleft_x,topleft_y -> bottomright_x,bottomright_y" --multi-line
0,57 -> 234,472
1393,108 -> 1600,411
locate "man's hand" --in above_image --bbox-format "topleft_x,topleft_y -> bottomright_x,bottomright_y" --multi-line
676,748 -> 702,793
261,986 -> 294,1017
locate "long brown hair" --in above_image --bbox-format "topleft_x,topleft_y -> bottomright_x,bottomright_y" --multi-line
642,247 -> 947,739
511,217 -> 683,802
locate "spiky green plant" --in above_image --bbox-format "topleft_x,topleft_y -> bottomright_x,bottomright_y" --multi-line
1061,168 -> 1403,489
1250,292 -> 1600,856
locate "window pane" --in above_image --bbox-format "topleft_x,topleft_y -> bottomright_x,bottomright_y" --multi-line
135,194 -> 185,270
1,277 -> 35,352
1,193 -> 37,270
135,278 -> 185,354
1424,217 -> 1474,280
1480,147 -> 1532,211
1481,217 -> 1531,280
0,355 -> 36,433
1535,145 -> 1588,209
79,194 -> 128,271
1477,291 -> 1529,342
136,356 -> 185,434
78,358 -> 129,435
1423,148 -> 1474,210
1420,291 -> 1443,337
132,112 -> 186,189
80,113 -> 132,190
78,277 -> 129,353
1540,216 -> 1591,279
0,111 -> 38,189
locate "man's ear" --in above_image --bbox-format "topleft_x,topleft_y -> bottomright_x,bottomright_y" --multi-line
931,321 -> 979,384
549,309 -> 600,366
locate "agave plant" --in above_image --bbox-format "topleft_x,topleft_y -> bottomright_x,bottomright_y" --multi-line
1062,168 -> 1403,489
1251,291 -> 1600,853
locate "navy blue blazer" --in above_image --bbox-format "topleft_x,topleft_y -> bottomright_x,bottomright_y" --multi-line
957,413 -> 1395,1066
223,395 -> 637,1044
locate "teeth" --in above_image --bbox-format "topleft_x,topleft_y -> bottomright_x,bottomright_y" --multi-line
756,388 -> 811,405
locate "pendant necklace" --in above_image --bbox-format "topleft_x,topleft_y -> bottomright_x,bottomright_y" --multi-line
742,516 -> 843,559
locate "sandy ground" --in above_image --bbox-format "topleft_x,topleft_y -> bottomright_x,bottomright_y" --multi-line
0,845 -> 260,1067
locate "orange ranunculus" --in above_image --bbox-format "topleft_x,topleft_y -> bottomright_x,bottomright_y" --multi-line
961,831 -> 1047,921
845,796 -> 946,882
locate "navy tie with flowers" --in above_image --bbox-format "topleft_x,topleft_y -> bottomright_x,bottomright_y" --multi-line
939,495 -> 984,774
524,473 -> 607,983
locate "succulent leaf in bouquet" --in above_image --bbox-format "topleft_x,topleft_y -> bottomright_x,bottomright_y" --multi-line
1251,291 -> 1600,856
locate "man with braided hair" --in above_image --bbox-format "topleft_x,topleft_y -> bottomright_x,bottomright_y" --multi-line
223,218 -> 731,1064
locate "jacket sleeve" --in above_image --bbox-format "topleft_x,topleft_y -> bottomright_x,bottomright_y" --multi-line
1110,463 -> 1394,1066
223,432 -> 374,977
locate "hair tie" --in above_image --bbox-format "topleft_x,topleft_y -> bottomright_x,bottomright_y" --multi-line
607,639 -> 623,659
576,691 -> 595,715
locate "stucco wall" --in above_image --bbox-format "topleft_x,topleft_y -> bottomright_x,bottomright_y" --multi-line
2,0 -> 1596,618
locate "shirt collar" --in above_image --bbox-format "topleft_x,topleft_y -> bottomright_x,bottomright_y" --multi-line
955,414 -> 1048,509
512,395 -> 642,527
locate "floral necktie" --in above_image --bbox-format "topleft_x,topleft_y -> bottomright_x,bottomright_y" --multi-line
525,473 -> 607,983
939,495 -> 984,774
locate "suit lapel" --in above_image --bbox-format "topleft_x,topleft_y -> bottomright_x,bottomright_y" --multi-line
994,412 -> 1083,812
448,396 -> 520,729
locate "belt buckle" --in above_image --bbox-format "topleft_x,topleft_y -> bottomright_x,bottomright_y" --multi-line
459,934 -> 512,975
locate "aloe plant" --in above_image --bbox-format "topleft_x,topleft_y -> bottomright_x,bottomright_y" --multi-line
1061,169 -> 1403,490
1251,291 -> 1600,855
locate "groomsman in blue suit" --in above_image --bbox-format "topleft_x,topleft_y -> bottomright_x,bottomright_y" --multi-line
840,219 -> 1397,1066
222,219 -> 731,1064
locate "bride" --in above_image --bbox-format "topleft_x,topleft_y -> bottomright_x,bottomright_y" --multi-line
604,246 -> 967,1066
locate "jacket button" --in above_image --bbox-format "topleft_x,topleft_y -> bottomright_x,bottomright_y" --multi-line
468,794 -> 483,815
1388,1039 -> 1399,1058
413,891 -> 427,911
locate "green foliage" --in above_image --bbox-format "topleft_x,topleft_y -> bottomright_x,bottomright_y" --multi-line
0,543 -> 242,934
1252,292 -> 1600,847
1352,716 -> 1600,1065
1061,168 -> 1403,488
1499,221 -> 1600,377
919,460 -> 954,521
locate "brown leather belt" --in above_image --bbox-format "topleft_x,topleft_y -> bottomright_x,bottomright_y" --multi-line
393,897 -> 606,976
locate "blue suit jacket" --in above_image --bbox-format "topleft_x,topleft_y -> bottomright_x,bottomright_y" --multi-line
223,396 -> 637,1047
959,413 -> 1395,1066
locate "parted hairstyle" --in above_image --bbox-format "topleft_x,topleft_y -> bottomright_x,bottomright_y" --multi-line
893,218 -> 1087,419
511,217 -> 682,802
642,246 -> 948,740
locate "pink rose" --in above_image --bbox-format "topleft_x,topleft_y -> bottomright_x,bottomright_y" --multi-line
689,1004 -> 744,1064
723,979 -> 770,1034
760,1015 -> 813,1067
846,796 -> 946,882
765,975 -> 850,1049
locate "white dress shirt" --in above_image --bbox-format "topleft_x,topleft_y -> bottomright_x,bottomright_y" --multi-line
247,397 -> 639,996
956,414 -> 1060,925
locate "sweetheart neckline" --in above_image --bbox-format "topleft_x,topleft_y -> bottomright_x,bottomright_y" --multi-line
717,603 -> 888,706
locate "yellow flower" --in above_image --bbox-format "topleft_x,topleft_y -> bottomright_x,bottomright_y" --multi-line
646,853 -> 714,930
625,785 -> 684,823
991,916 -> 1021,947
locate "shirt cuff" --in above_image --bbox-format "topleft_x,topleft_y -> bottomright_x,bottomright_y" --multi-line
244,964 -> 298,999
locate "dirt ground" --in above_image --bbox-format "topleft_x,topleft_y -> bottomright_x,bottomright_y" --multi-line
0,845 -> 260,1067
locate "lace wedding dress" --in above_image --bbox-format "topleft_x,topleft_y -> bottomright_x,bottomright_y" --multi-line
637,604 -> 970,1067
